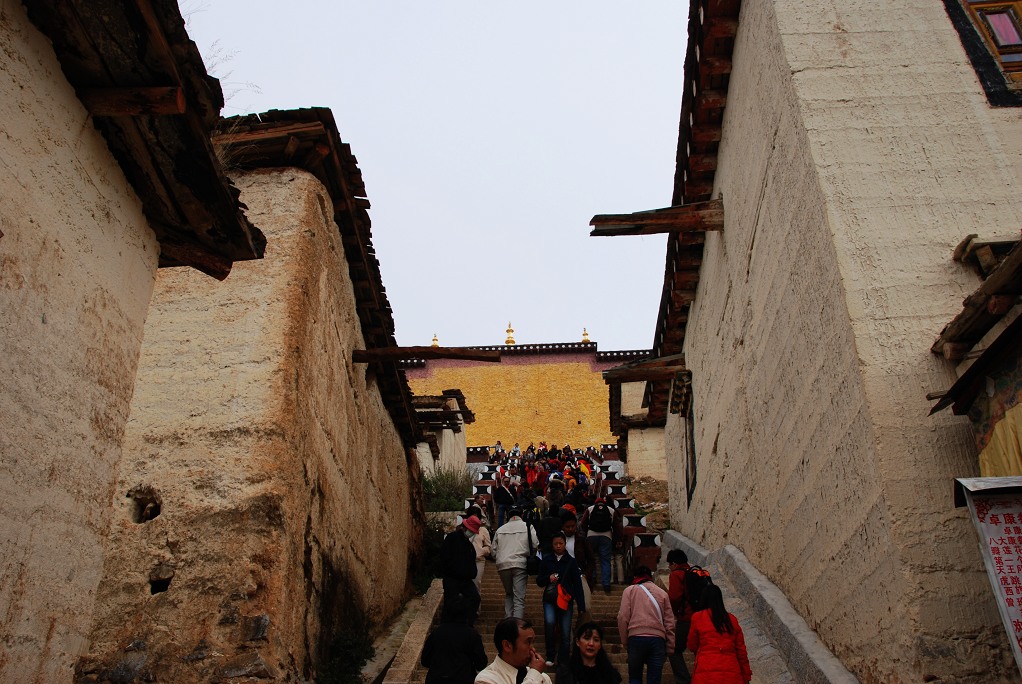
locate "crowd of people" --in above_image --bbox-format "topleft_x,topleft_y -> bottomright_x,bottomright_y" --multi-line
425,439 -> 754,684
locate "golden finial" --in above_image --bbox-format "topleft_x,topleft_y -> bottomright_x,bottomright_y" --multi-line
505,322 -> 516,345
431,333 -> 439,347
581,327 -> 590,343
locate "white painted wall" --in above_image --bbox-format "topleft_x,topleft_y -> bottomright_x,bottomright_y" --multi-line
0,4 -> 158,680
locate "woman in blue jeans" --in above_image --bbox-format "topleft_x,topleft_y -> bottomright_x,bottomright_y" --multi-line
536,532 -> 587,666
616,566 -> 675,684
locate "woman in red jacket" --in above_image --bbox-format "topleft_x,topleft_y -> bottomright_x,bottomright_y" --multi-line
685,585 -> 751,684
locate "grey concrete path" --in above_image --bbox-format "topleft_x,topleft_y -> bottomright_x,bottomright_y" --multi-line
670,558 -> 795,683
662,531 -> 859,684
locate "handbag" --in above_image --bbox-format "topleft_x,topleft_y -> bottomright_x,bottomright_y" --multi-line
543,582 -> 560,604
525,523 -> 540,575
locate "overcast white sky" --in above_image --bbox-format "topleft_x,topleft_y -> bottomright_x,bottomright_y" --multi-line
185,2 -> 689,350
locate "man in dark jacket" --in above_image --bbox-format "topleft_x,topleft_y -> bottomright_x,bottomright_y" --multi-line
494,477 -> 516,528
422,595 -> 487,684
442,518 -> 481,626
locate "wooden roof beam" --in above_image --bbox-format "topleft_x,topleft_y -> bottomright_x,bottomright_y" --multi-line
590,199 -> 723,237
80,87 -> 186,116
353,346 -> 501,363
603,353 -> 687,384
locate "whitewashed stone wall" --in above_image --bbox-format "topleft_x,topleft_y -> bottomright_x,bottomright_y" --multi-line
674,0 -> 1022,679
81,169 -> 415,681
625,428 -> 666,480
0,4 -> 158,681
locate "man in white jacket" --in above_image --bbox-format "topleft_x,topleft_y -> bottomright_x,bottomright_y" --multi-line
475,618 -> 550,684
492,507 -> 540,619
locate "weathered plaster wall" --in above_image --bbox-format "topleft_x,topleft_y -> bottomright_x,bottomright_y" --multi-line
0,3 -> 158,681
406,354 -> 617,448
675,0 -> 1019,679
416,443 -> 437,475
80,169 -> 415,681
620,382 -> 647,416
624,428 -> 665,480
439,424 -> 468,472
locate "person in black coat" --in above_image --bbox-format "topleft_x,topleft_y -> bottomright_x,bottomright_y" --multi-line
536,532 -> 587,666
441,519 -> 480,626
421,595 -> 487,684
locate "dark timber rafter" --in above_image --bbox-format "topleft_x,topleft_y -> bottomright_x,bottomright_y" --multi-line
589,199 -> 724,237
602,353 -> 687,384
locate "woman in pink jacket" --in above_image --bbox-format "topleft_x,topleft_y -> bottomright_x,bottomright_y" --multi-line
686,585 -> 751,684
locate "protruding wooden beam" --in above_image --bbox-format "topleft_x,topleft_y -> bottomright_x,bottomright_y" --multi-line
671,290 -> 698,308
159,240 -> 232,280
603,353 -> 687,384
353,346 -> 501,363
697,91 -> 727,110
590,200 -> 723,237
80,87 -> 185,116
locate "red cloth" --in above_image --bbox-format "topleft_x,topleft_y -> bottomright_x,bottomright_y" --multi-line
686,610 -> 751,684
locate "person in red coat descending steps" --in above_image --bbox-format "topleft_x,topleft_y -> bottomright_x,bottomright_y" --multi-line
686,585 -> 752,684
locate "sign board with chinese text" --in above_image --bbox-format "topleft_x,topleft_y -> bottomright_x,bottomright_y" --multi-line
956,477 -> 1022,673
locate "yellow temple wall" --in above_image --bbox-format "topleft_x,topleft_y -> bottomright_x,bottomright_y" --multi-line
406,350 -> 621,449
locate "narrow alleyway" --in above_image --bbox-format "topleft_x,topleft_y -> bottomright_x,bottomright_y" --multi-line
403,456 -> 794,684
405,549 -> 793,683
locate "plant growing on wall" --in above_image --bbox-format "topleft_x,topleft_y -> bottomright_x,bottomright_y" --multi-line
421,466 -> 474,512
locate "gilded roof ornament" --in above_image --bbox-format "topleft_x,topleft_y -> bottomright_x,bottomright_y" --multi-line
431,333 -> 439,347
582,327 -> 590,343
505,322 -> 516,345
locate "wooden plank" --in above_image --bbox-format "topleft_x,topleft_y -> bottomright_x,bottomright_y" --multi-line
688,154 -> 718,173
933,240 -> 1022,354
703,17 -> 739,38
353,346 -> 501,363
700,57 -> 732,76
697,91 -> 727,109
603,366 -> 685,384
590,200 -> 723,236
691,126 -> 722,143
159,240 -> 233,280
80,87 -> 185,116
671,289 -> 698,308
213,121 -> 327,145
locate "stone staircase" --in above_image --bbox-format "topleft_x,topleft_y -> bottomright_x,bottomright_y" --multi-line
469,458 -> 664,579
408,565 -> 694,684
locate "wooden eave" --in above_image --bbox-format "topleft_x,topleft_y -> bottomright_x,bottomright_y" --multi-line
644,0 -> 742,421
25,0 -> 266,280
930,311 -> 1022,415
932,235 -> 1022,360
441,389 -> 476,424
213,108 -> 422,448
603,353 -> 687,384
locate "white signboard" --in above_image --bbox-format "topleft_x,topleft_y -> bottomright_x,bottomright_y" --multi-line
959,480 -> 1022,673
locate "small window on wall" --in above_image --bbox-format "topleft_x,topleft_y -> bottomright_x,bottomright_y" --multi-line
969,2 -> 1022,69
685,400 -> 697,506
945,0 -> 1022,104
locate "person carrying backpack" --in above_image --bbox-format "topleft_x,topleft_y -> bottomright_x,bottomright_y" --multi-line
665,550 -> 694,684
582,498 -> 615,593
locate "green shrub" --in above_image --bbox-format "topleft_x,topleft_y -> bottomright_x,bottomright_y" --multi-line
422,466 -> 474,512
